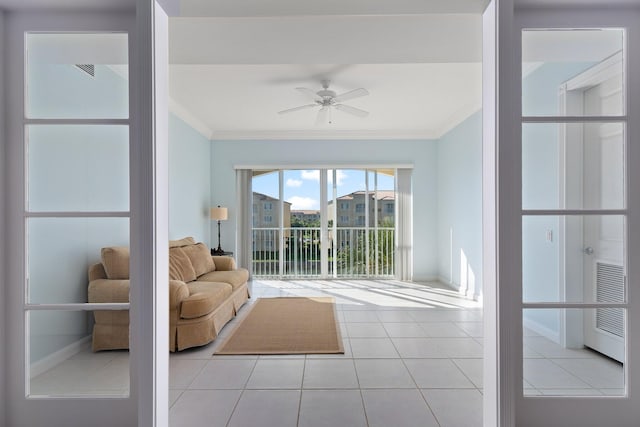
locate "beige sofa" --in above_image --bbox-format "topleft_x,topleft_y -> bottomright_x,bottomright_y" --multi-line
88,237 -> 250,352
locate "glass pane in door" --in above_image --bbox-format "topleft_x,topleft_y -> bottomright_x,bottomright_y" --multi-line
523,308 -> 625,396
252,170 -> 281,276
283,170 -> 320,277
522,215 -> 625,303
27,125 -> 129,212
521,29 -> 624,117
522,123 -> 624,210
26,33 -> 129,119
27,217 -> 129,304
29,310 -> 129,397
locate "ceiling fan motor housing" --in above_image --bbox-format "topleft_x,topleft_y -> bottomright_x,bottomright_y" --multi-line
317,89 -> 337,99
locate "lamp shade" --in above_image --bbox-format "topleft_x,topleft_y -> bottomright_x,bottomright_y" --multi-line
210,207 -> 228,221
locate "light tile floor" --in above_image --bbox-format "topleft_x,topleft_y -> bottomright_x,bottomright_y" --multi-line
29,279 -> 624,426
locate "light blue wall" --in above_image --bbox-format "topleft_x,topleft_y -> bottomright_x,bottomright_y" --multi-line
210,139 -> 440,280
436,111 -> 483,299
169,114 -> 211,245
522,62 -> 594,337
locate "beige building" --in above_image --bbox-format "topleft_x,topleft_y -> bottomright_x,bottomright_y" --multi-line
252,192 -> 291,251
328,190 -> 395,227
291,210 -> 320,225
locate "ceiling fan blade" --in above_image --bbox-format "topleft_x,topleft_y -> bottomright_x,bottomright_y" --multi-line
333,88 -> 369,103
334,104 -> 369,118
296,87 -> 323,102
278,104 -> 318,114
315,106 -> 331,126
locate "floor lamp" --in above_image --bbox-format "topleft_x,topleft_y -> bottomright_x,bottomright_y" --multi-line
210,206 -> 228,255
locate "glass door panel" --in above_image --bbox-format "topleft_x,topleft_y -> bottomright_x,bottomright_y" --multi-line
251,170 -> 281,276
283,170 -> 320,277
25,32 -> 130,398
251,168 -> 397,279
521,27 -> 627,399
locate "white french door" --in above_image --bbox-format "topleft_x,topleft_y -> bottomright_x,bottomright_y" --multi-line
3,2 -> 170,426
512,5 -> 640,426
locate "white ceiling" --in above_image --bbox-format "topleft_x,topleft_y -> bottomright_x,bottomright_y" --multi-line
169,13 -> 483,139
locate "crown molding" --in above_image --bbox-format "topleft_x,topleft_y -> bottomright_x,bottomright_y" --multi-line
209,129 -> 440,141
169,98 -> 213,139
434,102 -> 482,138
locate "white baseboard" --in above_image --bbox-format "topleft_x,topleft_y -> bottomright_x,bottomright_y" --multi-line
523,318 -> 560,343
30,335 -> 91,378
435,275 -> 482,301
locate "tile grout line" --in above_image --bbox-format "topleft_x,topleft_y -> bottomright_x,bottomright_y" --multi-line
223,357 -> 260,427
296,356 -> 307,426
388,328 -> 443,427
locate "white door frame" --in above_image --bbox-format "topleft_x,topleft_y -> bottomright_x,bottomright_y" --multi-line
559,53 -> 625,357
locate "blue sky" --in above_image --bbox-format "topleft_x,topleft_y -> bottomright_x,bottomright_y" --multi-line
253,169 -> 395,210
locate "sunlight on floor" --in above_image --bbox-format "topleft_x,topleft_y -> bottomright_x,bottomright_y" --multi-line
28,279 -> 624,426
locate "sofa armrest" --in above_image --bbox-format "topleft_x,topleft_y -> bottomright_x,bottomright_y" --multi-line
169,280 -> 189,310
88,279 -> 130,303
88,263 -> 107,281
212,256 -> 236,271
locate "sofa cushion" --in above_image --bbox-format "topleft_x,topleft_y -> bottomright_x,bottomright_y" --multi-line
180,281 -> 232,319
169,247 -> 197,282
182,243 -> 215,276
169,237 -> 196,248
101,247 -> 130,280
197,268 -> 249,291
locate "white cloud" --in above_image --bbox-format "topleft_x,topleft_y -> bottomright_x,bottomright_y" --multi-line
333,170 -> 348,186
287,196 -> 318,210
286,178 -> 303,188
300,170 -> 348,186
300,170 -> 319,181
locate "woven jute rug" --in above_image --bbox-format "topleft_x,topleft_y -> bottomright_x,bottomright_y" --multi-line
215,297 -> 344,355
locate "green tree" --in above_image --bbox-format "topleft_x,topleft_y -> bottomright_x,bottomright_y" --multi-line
336,218 -> 395,275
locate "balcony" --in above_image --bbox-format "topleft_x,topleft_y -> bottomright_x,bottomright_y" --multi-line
252,227 -> 395,278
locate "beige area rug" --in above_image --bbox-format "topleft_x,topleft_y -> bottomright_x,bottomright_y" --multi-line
215,297 -> 344,355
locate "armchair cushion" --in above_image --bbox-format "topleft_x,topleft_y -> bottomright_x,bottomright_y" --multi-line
101,247 -> 130,279
183,242 -> 215,276
169,247 -> 197,282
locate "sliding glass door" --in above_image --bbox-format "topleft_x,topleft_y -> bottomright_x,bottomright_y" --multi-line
250,168 -> 397,279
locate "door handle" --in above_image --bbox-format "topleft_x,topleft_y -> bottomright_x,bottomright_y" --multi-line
583,246 -> 594,255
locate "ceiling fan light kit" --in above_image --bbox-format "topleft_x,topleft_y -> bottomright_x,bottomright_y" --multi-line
278,79 -> 370,125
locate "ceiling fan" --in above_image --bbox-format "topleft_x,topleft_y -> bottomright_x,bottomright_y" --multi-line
278,80 -> 369,125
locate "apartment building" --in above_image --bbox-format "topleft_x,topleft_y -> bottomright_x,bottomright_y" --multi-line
252,192 -> 291,251
290,210 -> 320,225
328,190 -> 395,227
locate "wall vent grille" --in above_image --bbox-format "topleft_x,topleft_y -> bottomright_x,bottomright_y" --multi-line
596,262 -> 625,338
75,64 -> 95,77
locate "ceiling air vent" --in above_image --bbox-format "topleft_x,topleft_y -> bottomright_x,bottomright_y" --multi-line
75,64 -> 95,77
